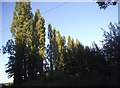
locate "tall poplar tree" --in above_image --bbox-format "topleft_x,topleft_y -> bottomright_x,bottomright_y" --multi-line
56,32 -> 66,71
47,24 -> 53,72
10,1 -> 33,83
52,29 -> 59,71
34,9 -> 46,77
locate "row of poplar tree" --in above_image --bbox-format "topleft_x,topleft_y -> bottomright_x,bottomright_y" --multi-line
2,1 -> 120,85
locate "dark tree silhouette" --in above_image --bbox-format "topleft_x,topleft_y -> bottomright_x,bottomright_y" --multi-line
96,0 -> 119,9
2,1 -> 120,86
101,22 -> 120,83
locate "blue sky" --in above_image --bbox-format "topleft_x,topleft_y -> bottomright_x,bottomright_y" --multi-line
0,2 -> 118,83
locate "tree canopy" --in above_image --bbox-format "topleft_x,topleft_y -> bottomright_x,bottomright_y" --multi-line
2,1 -> 120,86
96,0 -> 119,9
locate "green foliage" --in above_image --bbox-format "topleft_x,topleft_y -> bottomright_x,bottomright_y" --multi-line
47,24 -> 53,71
2,39 -> 15,79
34,9 -> 46,77
96,0 -> 118,9
3,1 -> 46,83
101,22 -> 120,81
2,1 -> 120,86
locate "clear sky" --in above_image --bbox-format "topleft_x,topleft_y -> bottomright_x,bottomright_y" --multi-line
0,1 -> 118,83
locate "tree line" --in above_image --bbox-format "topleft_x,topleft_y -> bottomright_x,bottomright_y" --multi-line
2,1 -> 120,85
